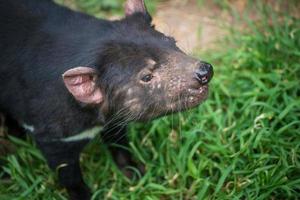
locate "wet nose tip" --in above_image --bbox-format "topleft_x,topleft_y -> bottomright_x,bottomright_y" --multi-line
195,62 -> 214,85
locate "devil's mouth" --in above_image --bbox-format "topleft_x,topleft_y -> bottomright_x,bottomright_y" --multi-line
134,85 -> 209,121
167,85 -> 209,112
187,85 -> 209,104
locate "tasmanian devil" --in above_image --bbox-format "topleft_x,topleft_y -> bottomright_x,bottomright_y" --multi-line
0,0 -> 213,199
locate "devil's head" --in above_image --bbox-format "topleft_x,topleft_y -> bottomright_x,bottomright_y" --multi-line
62,0 -> 213,122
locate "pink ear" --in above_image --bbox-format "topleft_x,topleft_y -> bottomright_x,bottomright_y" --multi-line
62,67 -> 103,104
125,0 -> 147,16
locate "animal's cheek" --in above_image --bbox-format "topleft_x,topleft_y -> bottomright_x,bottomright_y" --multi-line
123,87 -> 144,108
126,87 -> 135,96
126,99 -> 143,112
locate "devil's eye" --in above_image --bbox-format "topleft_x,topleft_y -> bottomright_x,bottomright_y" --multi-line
141,74 -> 153,83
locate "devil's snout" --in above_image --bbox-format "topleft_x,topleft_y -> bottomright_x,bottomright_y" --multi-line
194,61 -> 213,85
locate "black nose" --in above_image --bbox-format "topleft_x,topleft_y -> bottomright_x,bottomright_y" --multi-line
195,61 -> 214,85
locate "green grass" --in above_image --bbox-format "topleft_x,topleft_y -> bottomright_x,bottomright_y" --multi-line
1,1 -> 300,200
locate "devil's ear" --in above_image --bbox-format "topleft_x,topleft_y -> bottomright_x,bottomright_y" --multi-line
125,0 -> 149,16
62,67 -> 103,104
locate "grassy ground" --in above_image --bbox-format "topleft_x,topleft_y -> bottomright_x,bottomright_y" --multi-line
1,1 -> 300,200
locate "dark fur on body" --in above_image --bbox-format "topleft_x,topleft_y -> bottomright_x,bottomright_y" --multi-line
0,0 -> 213,199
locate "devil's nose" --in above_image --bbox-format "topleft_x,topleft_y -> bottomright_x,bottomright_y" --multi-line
195,61 -> 213,85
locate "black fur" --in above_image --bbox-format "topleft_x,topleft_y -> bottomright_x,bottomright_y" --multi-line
0,0 -> 213,199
